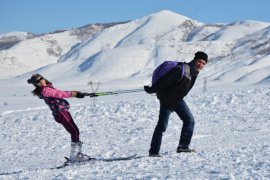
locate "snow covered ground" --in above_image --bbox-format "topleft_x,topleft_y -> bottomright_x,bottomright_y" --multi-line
0,84 -> 269,179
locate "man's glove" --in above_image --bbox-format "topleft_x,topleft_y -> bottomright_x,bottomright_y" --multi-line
144,85 -> 156,94
76,92 -> 85,98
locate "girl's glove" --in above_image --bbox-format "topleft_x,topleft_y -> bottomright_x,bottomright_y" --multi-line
76,92 -> 85,98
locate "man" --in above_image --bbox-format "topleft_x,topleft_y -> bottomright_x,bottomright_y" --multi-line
144,51 -> 208,157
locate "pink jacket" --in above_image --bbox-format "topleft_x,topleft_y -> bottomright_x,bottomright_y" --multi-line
40,84 -> 73,115
42,85 -> 72,99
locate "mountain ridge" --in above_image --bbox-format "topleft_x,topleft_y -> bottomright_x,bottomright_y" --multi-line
0,10 -> 270,88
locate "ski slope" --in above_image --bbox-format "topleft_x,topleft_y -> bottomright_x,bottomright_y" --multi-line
0,85 -> 269,179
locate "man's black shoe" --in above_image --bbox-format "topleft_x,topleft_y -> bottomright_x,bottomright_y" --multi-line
176,146 -> 196,153
149,153 -> 162,157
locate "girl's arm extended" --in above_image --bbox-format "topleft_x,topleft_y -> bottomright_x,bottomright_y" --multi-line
42,86 -> 76,99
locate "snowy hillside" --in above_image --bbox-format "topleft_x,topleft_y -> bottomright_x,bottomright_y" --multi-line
0,23 -> 122,79
0,86 -> 269,179
203,20 -> 269,41
1,10 -> 270,88
0,32 -> 35,48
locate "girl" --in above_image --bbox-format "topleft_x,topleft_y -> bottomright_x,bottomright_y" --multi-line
27,73 -> 90,162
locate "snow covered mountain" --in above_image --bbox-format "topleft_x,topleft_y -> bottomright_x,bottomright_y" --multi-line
0,32 -> 36,50
1,10 -> 270,88
0,23 -> 123,79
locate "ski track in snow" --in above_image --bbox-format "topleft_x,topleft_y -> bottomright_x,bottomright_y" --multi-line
0,88 -> 270,179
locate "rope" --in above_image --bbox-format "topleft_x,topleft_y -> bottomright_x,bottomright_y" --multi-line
84,88 -> 144,97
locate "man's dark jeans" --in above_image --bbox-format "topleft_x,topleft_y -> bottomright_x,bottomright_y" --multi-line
149,100 -> 195,154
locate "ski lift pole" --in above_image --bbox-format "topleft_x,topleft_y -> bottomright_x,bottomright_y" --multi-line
84,88 -> 144,97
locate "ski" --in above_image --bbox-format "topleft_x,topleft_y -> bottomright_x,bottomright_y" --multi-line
96,154 -> 138,162
50,157 -> 95,169
51,154 -> 138,169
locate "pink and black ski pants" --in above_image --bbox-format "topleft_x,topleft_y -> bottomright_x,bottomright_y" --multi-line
54,110 -> 80,142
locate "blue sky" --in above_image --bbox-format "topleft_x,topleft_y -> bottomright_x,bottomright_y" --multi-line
1,0 -> 269,34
